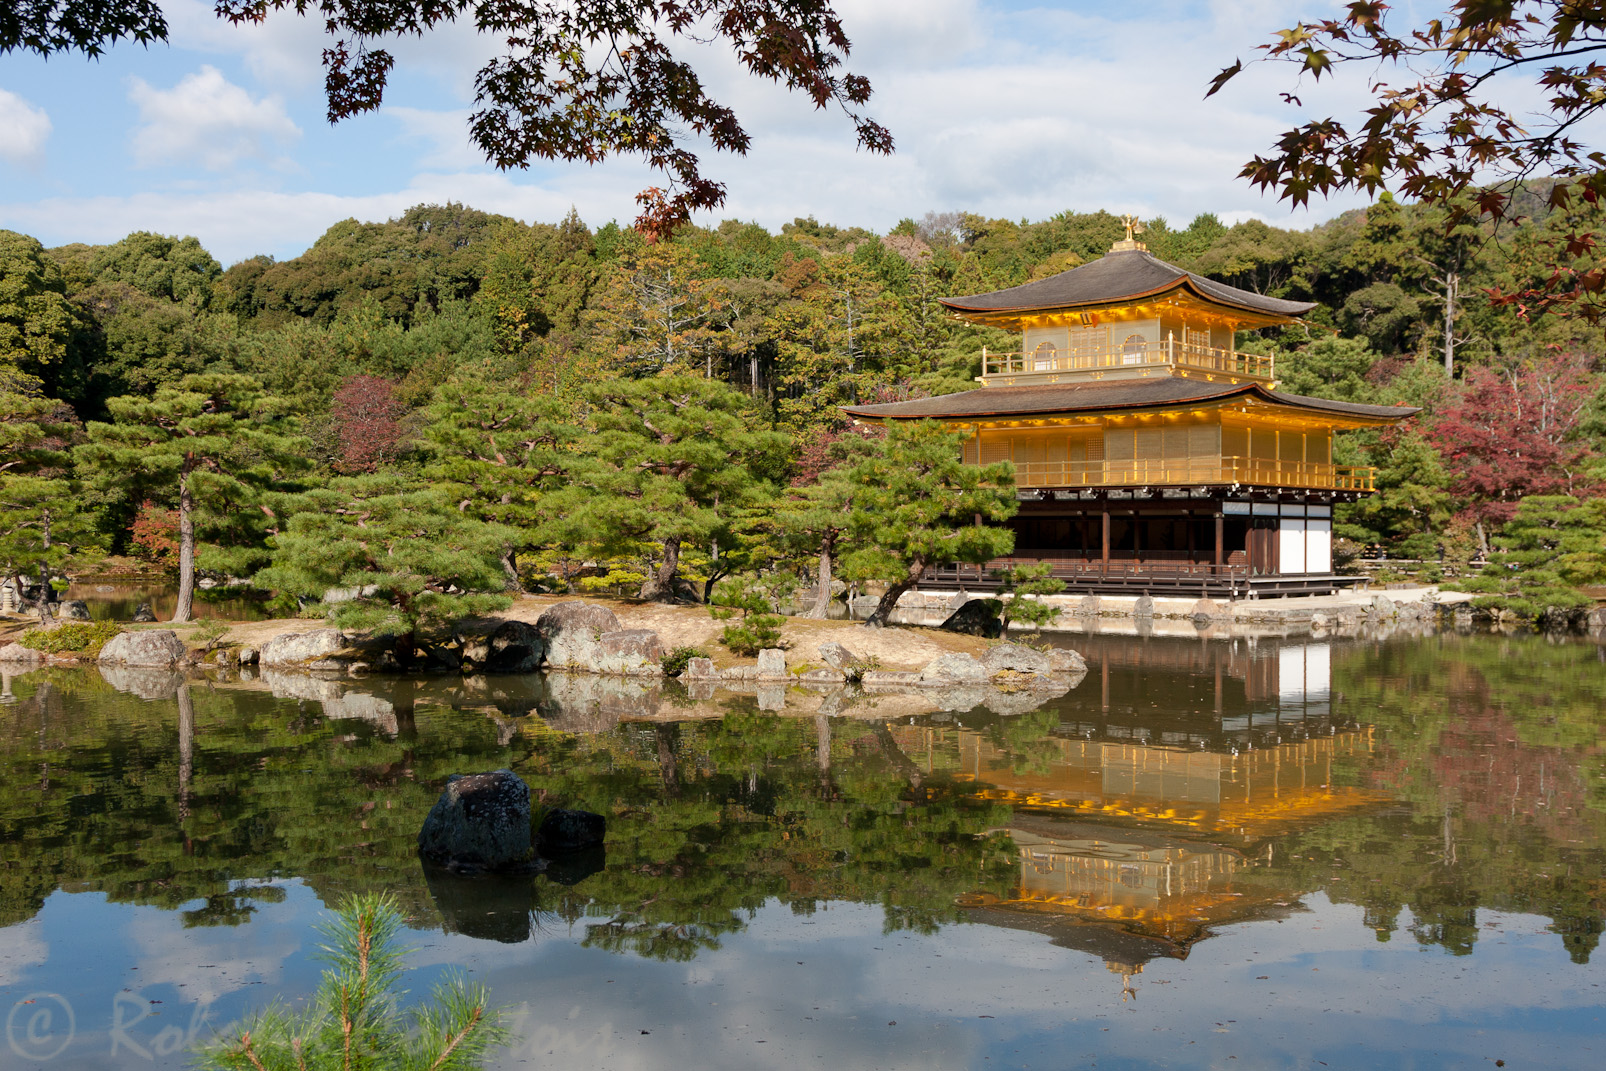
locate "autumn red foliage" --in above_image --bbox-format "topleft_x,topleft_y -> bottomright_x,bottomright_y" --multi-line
1426,352 -> 1599,528
130,501 -> 180,571
331,375 -> 410,473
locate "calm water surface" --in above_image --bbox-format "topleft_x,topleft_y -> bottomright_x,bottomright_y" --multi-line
1,631 -> 1604,1070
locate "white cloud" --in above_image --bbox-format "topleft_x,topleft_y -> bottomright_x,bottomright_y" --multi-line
0,89 -> 52,166
128,65 -> 300,171
386,107 -> 480,170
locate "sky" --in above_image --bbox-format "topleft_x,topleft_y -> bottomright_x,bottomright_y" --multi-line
0,1 -> 1380,265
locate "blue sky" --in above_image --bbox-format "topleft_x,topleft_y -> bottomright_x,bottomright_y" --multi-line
0,1 -> 1374,264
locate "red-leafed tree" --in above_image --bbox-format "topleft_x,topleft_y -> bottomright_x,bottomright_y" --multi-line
331,375 -> 410,473
1427,351 -> 1599,544
130,500 -> 180,571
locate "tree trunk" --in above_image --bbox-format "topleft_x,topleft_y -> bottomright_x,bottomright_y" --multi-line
807,531 -> 837,619
1443,270 -> 1458,378
177,683 -> 194,822
501,547 -> 520,587
863,558 -> 926,628
173,472 -> 196,623
639,537 -> 682,602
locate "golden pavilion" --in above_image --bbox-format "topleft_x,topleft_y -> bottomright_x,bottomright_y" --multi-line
842,219 -> 1418,596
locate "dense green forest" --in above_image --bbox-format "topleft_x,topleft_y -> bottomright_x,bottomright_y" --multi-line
3,194 -> 1605,625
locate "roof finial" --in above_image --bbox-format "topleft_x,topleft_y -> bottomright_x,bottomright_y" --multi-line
1112,214 -> 1147,253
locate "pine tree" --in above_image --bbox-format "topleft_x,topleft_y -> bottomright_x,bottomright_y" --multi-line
574,375 -> 788,602
842,420 -> 1016,628
255,473 -> 516,664
76,373 -> 308,622
0,370 -> 92,601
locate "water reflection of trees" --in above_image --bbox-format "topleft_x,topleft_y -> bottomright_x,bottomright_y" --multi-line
0,670 -> 1018,950
1,636 -> 1602,967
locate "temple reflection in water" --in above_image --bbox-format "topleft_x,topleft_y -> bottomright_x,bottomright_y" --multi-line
892,637 -> 1388,988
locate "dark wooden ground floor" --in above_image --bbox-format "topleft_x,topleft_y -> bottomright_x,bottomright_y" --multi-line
927,490 -> 1365,598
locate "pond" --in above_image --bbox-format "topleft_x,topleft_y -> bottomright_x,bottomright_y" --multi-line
1,631 -> 1604,1069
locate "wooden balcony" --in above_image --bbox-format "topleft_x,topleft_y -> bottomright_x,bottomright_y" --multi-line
1006,456 -> 1375,492
981,338 -> 1275,381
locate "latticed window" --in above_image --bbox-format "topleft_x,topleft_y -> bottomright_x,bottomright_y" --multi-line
1033,341 -> 1057,371
1121,334 -> 1147,365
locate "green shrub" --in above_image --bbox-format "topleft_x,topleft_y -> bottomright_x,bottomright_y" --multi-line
18,620 -> 125,655
709,581 -> 788,656
661,645 -> 710,676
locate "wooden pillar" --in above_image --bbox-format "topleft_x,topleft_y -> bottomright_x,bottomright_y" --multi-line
1101,506 -> 1110,566
1215,512 -> 1224,569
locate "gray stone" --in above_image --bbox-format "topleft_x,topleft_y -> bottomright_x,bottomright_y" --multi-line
535,600 -> 621,670
861,670 -> 923,688
596,629 -> 665,675
918,652 -> 987,684
980,643 -> 1053,677
1075,594 -> 1102,617
98,629 -> 184,667
796,666 -> 845,685
131,603 -> 158,623
1046,647 -> 1087,674
1310,611 -> 1332,629
1190,598 -> 1224,622
721,664 -> 757,681
237,646 -> 259,665
1370,594 -> 1397,618
817,640 -> 857,670
1540,605 -> 1574,633
261,629 -> 347,666
939,598 -> 1003,637
418,769 -> 532,872
683,656 -> 718,680
1132,594 -> 1155,617
461,620 -> 546,674
755,648 -> 788,679
59,600 -> 91,621
537,807 -> 606,854
0,643 -> 42,665
1585,606 -> 1606,636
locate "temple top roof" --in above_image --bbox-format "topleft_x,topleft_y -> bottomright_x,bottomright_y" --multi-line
842,376 -> 1419,426
940,247 -> 1317,326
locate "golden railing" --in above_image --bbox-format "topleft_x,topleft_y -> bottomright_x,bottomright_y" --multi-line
1005,456 -> 1375,491
981,339 -> 1274,380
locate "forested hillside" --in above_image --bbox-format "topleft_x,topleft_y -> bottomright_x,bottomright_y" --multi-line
3,194 -> 1605,624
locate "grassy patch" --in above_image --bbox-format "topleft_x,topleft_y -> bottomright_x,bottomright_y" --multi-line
18,620 -> 125,655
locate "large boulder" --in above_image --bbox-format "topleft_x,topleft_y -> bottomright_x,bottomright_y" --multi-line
59,600 -> 91,621
919,652 -> 988,684
981,643 -> 1053,677
595,629 -> 665,675
755,648 -> 788,679
417,769 -> 533,872
940,598 -> 1003,638
261,629 -> 347,666
1191,598 -> 1225,624
537,808 -> 606,854
1074,595 -> 1101,617
1585,606 -> 1606,637
1132,594 -> 1155,617
0,643 -> 42,665
1370,594 -> 1397,619
461,620 -> 545,674
98,629 -> 185,667
535,601 -> 621,671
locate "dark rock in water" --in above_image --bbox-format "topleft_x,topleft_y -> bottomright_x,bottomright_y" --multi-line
422,865 -> 542,943
59,600 -> 91,620
940,598 -> 1003,638
537,807 -> 606,854
132,603 -> 157,623
544,844 -> 605,886
417,769 -> 532,872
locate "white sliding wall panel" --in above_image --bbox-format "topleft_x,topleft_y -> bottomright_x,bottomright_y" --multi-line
1306,518 -> 1332,573
1278,518 -> 1307,574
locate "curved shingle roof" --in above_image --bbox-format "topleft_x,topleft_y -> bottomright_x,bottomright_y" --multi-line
841,378 -> 1417,423
941,248 -> 1316,319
